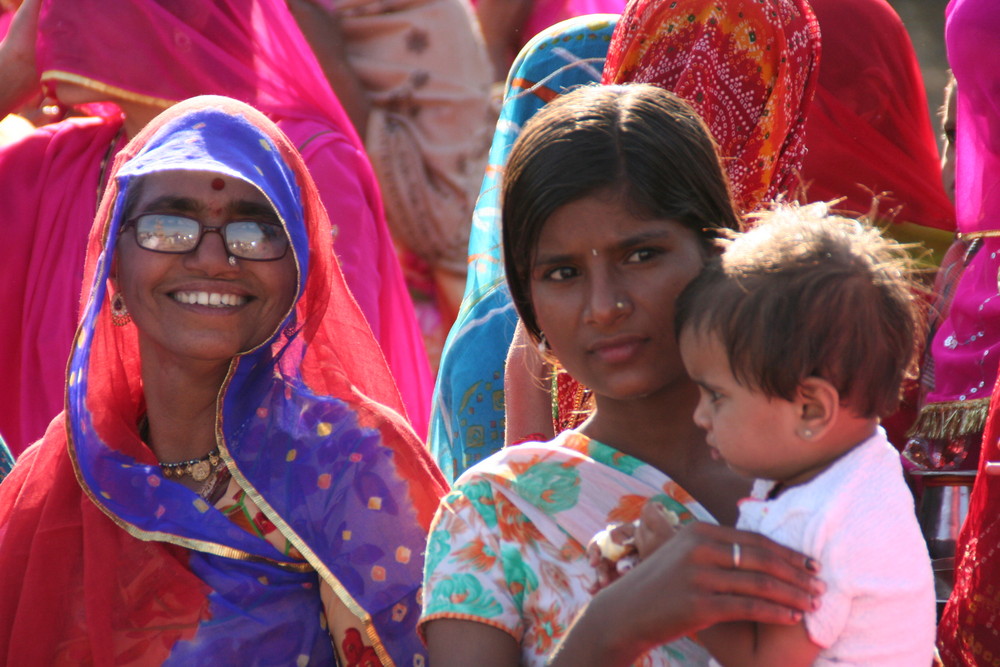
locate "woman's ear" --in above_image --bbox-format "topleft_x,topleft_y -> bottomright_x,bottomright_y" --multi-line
795,377 -> 839,441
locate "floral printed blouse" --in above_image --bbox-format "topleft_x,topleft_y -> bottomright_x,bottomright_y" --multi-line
421,431 -> 717,666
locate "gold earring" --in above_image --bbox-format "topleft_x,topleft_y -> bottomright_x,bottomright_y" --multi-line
110,292 -> 131,327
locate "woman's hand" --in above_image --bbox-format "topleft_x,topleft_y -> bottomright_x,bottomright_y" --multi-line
0,0 -> 43,118
550,521 -> 822,667
619,522 -> 821,639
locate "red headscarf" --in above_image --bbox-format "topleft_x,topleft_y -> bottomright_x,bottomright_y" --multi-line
800,0 -> 955,255
602,0 -> 821,214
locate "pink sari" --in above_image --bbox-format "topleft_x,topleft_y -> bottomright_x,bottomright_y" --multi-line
0,0 -> 430,454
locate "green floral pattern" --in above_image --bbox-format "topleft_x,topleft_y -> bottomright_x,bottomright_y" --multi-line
421,431 -> 716,665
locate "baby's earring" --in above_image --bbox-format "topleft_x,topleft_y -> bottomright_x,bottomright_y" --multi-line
800,428 -> 814,439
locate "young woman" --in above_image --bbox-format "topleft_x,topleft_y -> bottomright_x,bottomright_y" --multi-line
421,84 -> 821,667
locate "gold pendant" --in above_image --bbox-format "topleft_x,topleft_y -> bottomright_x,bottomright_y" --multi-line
191,460 -> 211,482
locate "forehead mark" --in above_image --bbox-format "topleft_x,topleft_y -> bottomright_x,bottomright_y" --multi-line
211,178 -> 225,191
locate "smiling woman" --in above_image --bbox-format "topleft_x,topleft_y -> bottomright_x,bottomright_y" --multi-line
115,171 -> 298,369
0,96 -> 447,665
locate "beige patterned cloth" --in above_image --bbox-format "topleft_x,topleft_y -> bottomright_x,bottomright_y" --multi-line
335,0 -> 495,281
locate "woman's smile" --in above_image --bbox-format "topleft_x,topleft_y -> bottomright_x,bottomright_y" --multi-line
170,290 -> 249,308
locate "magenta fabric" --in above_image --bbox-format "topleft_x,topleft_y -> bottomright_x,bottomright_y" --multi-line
0,0 -> 431,455
522,0 -> 626,48
0,117 -> 127,456
922,0 -> 1000,411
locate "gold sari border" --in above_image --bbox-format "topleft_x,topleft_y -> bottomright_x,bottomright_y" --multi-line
40,70 -> 176,110
957,230 -> 1000,240
907,398 -> 991,440
215,366 -> 394,667
221,450 -> 395,667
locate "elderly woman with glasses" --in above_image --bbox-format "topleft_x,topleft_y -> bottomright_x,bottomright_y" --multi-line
0,95 -> 447,665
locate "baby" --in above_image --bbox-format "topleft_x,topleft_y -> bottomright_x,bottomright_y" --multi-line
671,205 -> 936,666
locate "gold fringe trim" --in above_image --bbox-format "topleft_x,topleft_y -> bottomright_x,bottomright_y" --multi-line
907,398 -> 991,440
40,70 -> 176,109
957,230 -> 1000,240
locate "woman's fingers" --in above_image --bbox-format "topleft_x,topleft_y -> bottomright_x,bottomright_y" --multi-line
635,501 -> 678,557
691,592 -> 806,626
707,566 -> 820,614
674,523 -> 823,611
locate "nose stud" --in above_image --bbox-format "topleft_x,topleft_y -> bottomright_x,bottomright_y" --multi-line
228,255 -> 238,267
615,301 -> 626,310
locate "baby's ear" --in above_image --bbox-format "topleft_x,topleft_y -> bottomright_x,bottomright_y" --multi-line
795,377 -> 839,441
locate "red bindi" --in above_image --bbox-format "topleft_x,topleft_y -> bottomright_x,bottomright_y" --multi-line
211,177 -> 225,191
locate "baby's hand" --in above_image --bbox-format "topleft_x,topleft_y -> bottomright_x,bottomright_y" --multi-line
587,503 -> 681,593
587,521 -> 638,593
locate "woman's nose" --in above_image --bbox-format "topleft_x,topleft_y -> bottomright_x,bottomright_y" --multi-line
584,271 -> 631,325
185,227 -> 235,271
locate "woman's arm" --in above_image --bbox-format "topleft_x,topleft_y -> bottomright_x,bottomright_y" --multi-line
548,523 -> 823,667
504,320 -> 555,446
286,0 -> 371,137
0,0 -> 42,119
425,618 -> 521,667
698,619 -> 820,667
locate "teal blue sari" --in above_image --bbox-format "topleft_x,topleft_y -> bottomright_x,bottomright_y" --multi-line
428,15 -> 618,481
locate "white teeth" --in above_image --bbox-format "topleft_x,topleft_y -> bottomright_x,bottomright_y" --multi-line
172,291 -> 247,308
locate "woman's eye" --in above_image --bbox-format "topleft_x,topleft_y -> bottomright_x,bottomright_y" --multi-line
625,248 -> 659,263
545,266 -> 578,281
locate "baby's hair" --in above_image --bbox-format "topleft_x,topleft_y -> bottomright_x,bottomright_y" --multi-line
675,204 -> 927,418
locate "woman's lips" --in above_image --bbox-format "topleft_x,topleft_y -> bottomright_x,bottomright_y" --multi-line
588,335 -> 646,363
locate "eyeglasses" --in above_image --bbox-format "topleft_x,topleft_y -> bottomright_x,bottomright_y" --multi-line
124,213 -> 290,261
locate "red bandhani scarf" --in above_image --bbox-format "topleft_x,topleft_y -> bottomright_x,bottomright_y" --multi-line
601,0 -> 820,214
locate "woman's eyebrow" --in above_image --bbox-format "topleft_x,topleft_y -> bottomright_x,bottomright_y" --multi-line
231,200 -> 280,222
136,196 -> 278,222
138,195 -> 201,214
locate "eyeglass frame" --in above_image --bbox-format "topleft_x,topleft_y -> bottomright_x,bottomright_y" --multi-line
120,213 -> 292,262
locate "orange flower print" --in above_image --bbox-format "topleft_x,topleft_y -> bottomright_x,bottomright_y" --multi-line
454,537 -> 498,571
662,481 -> 695,506
528,605 -> 565,654
607,494 -> 650,523
495,494 -> 543,544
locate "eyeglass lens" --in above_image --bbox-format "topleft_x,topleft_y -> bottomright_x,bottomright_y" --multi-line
133,214 -> 289,260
